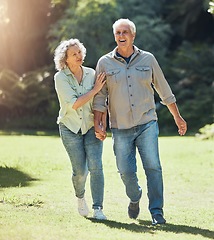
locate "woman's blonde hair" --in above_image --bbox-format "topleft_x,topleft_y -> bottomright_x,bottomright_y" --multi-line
54,38 -> 86,71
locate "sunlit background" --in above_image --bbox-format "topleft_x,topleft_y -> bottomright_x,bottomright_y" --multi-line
0,0 -> 213,136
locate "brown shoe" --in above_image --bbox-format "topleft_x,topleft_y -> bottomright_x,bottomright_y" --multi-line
128,201 -> 140,219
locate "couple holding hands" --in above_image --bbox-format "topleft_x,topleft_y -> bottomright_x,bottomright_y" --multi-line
54,18 -> 187,225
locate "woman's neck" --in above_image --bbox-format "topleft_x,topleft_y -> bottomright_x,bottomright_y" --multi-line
68,65 -> 83,83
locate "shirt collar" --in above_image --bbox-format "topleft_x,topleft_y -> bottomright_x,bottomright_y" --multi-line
111,45 -> 141,59
63,67 -> 73,76
62,66 -> 89,79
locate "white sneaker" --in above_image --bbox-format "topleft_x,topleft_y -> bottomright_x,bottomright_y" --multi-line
77,197 -> 89,217
93,207 -> 107,220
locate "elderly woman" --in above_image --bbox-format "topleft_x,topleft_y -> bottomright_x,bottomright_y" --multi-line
54,38 -> 106,220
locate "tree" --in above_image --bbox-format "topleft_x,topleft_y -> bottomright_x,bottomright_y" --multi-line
48,0 -> 119,68
158,42 -> 214,132
157,0 -> 214,132
164,0 -> 214,48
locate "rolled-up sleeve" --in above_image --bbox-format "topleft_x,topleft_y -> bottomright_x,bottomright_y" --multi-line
93,59 -> 108,112
151,55 -> 176,105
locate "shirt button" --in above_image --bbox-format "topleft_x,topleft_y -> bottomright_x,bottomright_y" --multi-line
130,94 -> 133,96
131,104 -> 134,106
129,85 -> 131,87
128,76 -> 130,78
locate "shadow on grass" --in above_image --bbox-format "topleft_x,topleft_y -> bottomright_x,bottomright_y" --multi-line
139,220 -> 214,239
87,218 -> 214,239
87,218 -> 155,234
0,165 -> 39,188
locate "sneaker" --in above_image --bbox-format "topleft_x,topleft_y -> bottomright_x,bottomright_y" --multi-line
128,201 -> 140,219
93,207 -> 107,220
152,214 -> 166,225
77,197 -> 89,217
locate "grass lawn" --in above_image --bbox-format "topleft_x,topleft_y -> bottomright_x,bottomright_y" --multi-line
0,134 -> 213,240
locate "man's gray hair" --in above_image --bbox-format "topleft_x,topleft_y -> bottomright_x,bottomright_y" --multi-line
112,18 -> 136,34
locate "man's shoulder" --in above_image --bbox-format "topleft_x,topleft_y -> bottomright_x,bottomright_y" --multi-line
82,66 -> 95,74
138,49 -> 154,58
98,50 -> 114,62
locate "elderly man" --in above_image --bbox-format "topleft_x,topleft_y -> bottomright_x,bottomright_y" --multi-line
93,18 -> 187,225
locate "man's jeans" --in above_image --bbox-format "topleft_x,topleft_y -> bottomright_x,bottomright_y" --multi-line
59,124 -> 104,209
111,120 -> 164,216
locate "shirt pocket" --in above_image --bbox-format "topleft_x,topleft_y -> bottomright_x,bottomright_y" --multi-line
135,66 -> 152,82
106,69 -> 121,83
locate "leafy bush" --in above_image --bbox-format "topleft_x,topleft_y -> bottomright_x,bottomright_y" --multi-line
0,67 -> 59,130
195,123 -> 214,140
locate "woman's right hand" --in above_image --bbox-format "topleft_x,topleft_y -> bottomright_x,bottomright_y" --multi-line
93,72 -> 106,93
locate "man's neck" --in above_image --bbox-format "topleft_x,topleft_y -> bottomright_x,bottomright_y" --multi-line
116,46 -> 134,58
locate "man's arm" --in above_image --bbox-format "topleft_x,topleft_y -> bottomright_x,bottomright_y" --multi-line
93,58 -> 108,140
167,102 -> 187,136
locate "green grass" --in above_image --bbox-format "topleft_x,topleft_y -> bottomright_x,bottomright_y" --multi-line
0,135 -> 213,240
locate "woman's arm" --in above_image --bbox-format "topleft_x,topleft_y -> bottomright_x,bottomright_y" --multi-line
72,72 -> 106,110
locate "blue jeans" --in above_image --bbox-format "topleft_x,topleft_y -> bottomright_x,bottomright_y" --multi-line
111,120 -> 164,216
59,124 -> 104,209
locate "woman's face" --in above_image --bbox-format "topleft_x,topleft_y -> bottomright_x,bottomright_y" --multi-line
66,44 -> 83,67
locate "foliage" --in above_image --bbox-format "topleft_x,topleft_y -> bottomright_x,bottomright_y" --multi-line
208,0 -> 214,14
0,69 -> 21,110
165,0 -> 205,37
48,0 -> 119,67
195,123 -> 214,139
0,67 -> 58,130
158,42 -> 214,132
164,0 -> 214,45
48,0 -> 172,66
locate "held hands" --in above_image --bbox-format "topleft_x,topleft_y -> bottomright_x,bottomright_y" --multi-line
95,125 -> 107,141
93,72 -> 106,93
174,115 -> 187,136
94,111 -> 107,141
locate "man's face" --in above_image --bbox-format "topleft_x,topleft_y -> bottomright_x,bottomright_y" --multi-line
114,23 -> 135,48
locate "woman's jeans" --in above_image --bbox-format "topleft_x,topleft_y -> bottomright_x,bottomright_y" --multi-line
59,124 -> 104,209
111,120 -> 164,216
